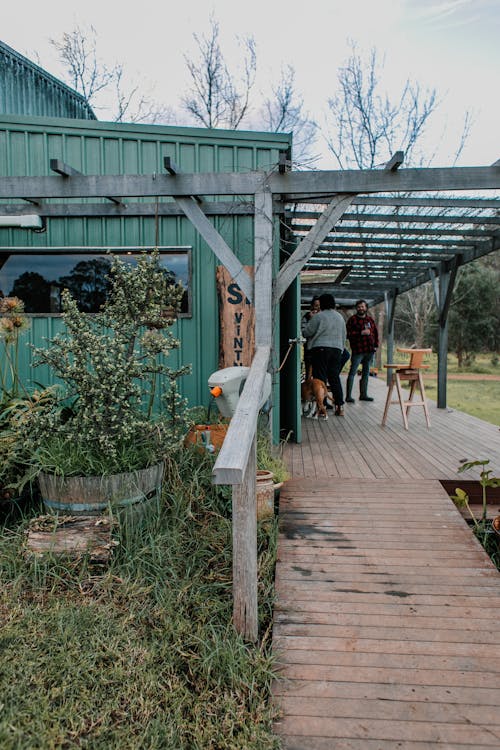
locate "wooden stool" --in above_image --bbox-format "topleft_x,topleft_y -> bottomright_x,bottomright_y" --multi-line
382,348 -> 432,430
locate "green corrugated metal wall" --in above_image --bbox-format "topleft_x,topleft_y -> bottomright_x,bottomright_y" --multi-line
0,41 -> 96,120
0,116 -> 291,435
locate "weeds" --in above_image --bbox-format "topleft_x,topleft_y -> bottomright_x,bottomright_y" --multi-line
0,447 -> 280,749
452,459 -> 500,570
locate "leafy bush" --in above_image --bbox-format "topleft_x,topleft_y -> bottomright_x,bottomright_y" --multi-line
6,252 -> 191,484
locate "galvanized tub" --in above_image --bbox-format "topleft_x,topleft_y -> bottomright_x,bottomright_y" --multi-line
38,462 -> 165,515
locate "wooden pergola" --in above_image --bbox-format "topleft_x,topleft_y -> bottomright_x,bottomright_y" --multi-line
1,155 -> 499,639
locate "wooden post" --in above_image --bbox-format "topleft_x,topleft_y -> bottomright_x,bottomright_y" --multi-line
254,188 -> 273,347
436,258 -> 460,408
232,435 -> 258,642
384,291 -> 397,386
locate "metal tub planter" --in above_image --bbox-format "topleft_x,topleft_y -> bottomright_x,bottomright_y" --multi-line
38,462 -> 165,516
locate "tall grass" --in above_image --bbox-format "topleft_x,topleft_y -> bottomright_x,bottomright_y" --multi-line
0,448 -> 281,749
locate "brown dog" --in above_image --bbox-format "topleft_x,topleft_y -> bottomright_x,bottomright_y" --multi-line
301,375 -> 329,419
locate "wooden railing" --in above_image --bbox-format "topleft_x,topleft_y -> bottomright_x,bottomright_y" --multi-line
212,345 -> 271,642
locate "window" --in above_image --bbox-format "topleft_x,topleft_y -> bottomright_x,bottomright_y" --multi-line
0,247 -> 191,315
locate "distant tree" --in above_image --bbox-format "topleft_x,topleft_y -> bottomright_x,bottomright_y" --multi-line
10,272 -> 51,313
59,258 -> 112,313
324,42 -> 476,347
182,15 -> 256,129
394,283 -> 436,348
50,25 -> 173,123
325,43 -> 438,169
50,25 -> 114,109
259,65 -> 318,168
447,263 -> 500,366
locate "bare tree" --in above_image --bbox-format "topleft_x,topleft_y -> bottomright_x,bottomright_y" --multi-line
182,16 -> 256,129
325,43 -> 437,169
112,65 -> 174,124
50,25 -> 115,110
260,65 -> 318,168
394,283 -> 436,348
51,25 -> 173,124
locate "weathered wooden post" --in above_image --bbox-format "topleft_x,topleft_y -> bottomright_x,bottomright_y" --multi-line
231,436 -> 257,640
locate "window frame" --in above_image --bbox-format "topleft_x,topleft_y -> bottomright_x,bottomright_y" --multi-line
0,246 -> 193,318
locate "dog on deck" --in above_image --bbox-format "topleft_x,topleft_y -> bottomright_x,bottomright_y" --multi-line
301,375 -> 330,420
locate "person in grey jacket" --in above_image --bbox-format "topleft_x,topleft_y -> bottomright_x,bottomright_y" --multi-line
303,293 -> 347,416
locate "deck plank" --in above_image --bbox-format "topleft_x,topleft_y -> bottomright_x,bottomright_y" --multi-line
273,386 -> 500,748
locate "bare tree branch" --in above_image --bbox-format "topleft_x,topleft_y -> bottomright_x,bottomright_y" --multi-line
325,43 -> 438,169
260,65 -> 319,168
182,16 -> 256,129
51,25 -> 173,124
50,25 -> 115,107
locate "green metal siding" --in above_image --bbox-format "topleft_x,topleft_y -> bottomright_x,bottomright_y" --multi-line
0,41 -> 95,120
0,116 -> 291,426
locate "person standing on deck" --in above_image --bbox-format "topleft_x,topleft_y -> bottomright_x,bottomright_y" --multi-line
345,299 -> 379,403
301,296 -> 321,378
303,293 -> 347,416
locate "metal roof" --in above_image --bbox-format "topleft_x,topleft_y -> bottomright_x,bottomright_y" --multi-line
0,40 -> 96,120
282,190 -> 500,308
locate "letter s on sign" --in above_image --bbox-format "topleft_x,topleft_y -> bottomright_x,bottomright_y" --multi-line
227,283 -> 243,305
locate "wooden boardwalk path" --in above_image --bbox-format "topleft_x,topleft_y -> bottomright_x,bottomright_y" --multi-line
273,376 -> 500,749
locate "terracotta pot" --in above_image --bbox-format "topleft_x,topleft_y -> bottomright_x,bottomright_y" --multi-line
256,469 -> 274,520
184,423 -> 229,453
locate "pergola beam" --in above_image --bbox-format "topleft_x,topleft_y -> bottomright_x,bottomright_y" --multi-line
290,211 -> 500,226
49,159 -> 123,206
1,165 -> 498,200
385,151 -> 404,171
275,193 -> 355,302
294,224 -> 495,239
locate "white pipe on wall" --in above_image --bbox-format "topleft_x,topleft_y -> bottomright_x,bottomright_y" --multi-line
0,215 -> 43,229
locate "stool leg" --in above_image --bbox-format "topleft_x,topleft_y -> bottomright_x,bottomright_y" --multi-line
417,370 -> 431,428
382,378 -> 395,426
395,372 -> 409,430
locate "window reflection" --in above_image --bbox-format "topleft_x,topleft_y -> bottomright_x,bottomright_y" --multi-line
0,250 -> 190,314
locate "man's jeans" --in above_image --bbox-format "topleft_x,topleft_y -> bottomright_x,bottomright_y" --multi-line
346,352 -> 374,399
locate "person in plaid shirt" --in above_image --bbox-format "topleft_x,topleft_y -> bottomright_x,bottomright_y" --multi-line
345,299 -> 379,403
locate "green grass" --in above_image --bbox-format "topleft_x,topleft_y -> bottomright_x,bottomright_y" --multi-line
424,380 -> 500,426
423,351 -> 500,377
0,449 -> 281,750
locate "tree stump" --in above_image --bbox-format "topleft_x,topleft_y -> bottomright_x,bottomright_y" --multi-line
24,515 -> 118,564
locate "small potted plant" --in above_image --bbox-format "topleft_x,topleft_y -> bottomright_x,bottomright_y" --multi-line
256,430 -> 290,519
14,251 -> 190,515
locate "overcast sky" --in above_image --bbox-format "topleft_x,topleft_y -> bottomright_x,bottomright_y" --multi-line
3,0 -> 499,167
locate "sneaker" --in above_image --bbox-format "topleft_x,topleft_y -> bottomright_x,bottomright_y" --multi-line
359,396 -> 374,402
345,396 -> 355,403
335,406 -> 344,417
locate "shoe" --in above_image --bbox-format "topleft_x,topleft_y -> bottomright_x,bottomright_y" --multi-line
359,396 -> 374,402
335,406 -> 344,417
345,396 -> 355,403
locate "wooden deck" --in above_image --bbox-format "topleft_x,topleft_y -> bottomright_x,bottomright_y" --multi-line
273,375 -> 500,749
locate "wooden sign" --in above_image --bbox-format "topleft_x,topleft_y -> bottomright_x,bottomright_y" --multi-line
216,265 -> 255,368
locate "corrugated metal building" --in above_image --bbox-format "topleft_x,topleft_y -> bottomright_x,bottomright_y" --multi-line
0,40 -> 96,120
0,115 -> 292,432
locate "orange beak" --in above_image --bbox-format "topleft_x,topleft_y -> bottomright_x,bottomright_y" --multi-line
210,386 -> 223,398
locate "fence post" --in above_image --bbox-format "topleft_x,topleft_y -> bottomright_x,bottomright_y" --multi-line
232,434 -> 258,641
